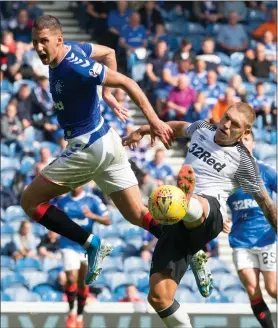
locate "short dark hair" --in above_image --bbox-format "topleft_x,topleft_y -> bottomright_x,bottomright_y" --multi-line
256,82 -> 264,88
33,15 -> 62,33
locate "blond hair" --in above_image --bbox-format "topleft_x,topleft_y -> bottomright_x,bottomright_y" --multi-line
229,102 -> 256,128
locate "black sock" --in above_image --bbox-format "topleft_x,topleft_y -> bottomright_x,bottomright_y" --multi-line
251,298 -> 274,328
66,284 -> 77,311
37,204 -> 90,246
143,212 -> 164,239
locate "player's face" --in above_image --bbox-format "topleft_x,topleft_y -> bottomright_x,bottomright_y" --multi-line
32,28 -> 62,65
216,106 -> 250,145
241,134 -> 255,153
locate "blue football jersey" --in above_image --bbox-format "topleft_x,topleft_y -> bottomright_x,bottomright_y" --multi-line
49,41 -> 106,139
227,161 -> 277,248
56,191 -> 109,253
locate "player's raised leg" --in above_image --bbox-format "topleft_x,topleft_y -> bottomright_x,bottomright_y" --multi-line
237,268 -> 275,328
21,175 -> 112,285
148,271 -> 192,328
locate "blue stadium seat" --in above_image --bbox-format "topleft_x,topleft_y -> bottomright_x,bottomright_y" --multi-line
5,206 -> 27,222
124,257 -> 149,273
1,256 -> 15,271
97,289 -> 115,302
264,82 -> 276,96
205,23 -> 223,36
32,223 -> 47,237
101,256 -> 123,273
20,156 -> 36,175
22,271 -> 48,290
43,257 -> 63,272
175,288 -> 199,303
8,220 -> 25,233
136,273 -> 149,294
225,289 -> 249,303
105,272 -> 133,293
254,143 -> 276,160
130,272 -> 149,287
8,288 -> 41,302
92,273 -> 111,290
1,143 -> 11,157
48,267 -> 63,287
94,224 -> 121,239
125,237 -> 144,251
214,273 -> 244,292
1,223 -> 14,235
180,270 -> 199,293
206,290 -> 230,303
15,257 -> 42,272
208,257 -> 231,274
108,208 -> 125,224
1,273 -> 28,289
1,156 -> 20,170
123,226 -> 144,240
247,9 -> 266,22
1,93 -> 12,113
1,235 -> 12,253
32,284 -> 63,302
4,286 -> 30,301
1,208 -> 6,221
1,168 -> 17,188
188,23 -> 205,35
186,35 -> 204,53
105,237 -> 126,257
243,82 -> 256,95
1,292 -> 12,301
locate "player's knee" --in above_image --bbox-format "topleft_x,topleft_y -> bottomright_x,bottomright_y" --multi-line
148,290 -> 171,311
245,283 -> 261,299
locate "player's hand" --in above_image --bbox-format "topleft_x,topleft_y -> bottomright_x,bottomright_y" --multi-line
222,218 -> 231,234
102,92 -> 129,123
150,119 -> 174,149
82,205 -> 95,218
122,129 -> 143,149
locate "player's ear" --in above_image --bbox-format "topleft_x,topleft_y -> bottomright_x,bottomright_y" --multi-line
57,34 -> 63,46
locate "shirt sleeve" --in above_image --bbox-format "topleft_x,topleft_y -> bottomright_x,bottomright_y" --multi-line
263,164 -> 277,193
66,52 -> 106,85
79,42 -> 94,58
184,120 -> 216,137
234,146 -> 265,194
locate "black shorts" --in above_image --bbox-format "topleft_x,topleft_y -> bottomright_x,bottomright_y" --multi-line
150,194 -> 223,285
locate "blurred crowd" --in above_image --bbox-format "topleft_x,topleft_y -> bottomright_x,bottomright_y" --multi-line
0,1 -> 277,303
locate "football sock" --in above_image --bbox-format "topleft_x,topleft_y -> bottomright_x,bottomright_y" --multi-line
142,212 -> 163,238
77,286 -> 89,318
251,298 -> 274,328
34,203 -> 90,247
157,299 -> 192,328
66,283 -> 77,313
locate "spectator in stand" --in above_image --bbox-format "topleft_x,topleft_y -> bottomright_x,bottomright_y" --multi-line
149,23 -> 170,50
200,70 -> 224,108
9,9 -> 32,43
101,88 -> 133,137
243,43 -> 276,82
223,1 -> 247,22
36,146 -> 55,172
0,184 -> 18,210
187,92 -> 211,122
38,230 -> 61,260
119,284 -> 143,302
163,75 -> 196,121
105,1 -> 132,49
7,41 -> 26,81
0,31 -> 16,70
211,87 -> 237,123
138,1 -> 163,35
248,82 -> 274,129
262,30 -> 277,62
145,40 -> 168,92
32,76 -> 53,116
252,7 -> 277,41
189,59 -> 207,92
24,1 -> 44,22
119,12 -> 148,73
228,74 -> 246,101
196,37 -> 221,73
138,170 -> 157,206
172,38 -> 194,63
1,101 -> 23,141
13,84 -> 33,128
140,245 -> 152,264
11,220 -> 38,261
144,148 -> 174,186
193,1 -> 223,26
217,11 -> 248,55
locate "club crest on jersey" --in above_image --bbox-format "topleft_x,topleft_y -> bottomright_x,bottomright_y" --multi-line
89,63 -> 102,77
188,142 -> 226,172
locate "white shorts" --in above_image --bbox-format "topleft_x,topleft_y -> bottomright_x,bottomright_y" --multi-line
233,243 -> 277,272
62,248 -> 87,271
41,122 -> 138,194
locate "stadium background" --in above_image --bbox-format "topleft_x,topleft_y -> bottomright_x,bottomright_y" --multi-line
0,1 -> 277,327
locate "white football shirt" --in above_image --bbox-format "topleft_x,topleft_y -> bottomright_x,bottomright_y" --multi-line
184,120 -> 265,218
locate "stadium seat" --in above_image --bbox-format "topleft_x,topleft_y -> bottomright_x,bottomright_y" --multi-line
186,35 -> 204,53
1,223 -> 14,235
1,156 -> 20,171
1,273 -> 28,290
124,257 -> 149,273
1,93 -> 12,113
1,292 -> 12,301
179,270 -> 199,293
206,290 -> 230,303
105,237 -> 126,257
130,272 -> 149,287
175,288 -> 200,303
4,286 -> 30,300
123,226 -> 144,240
188,23 -> 205,35
5,206 -> 27,222
1,235 -> 12,254
208,257 -> 231,274
125,237 -> 144,251
20,156 -> 36,175
22,271 -> 48,290
32,284 -> 64,302
43,257 -> 63,272
1,208 -> 6,221
1,256 -> 15,271
94,224 -> 121,239
225,289 -> 249,303
105,272 -> 133,294
97,288 -> 115,302
92,273 -> 111,290
108,208 -> 125,225
47,267 -> 64,287
15,257 -> 42,272
32,223 -> 47,237
8,220 -> 25,233
1,168 -> 17,188
101,256 -> 123,274
213,273 -> 244,292
136,274 -> 149,294
254,143 -> 276,160
1,143 -> 11,157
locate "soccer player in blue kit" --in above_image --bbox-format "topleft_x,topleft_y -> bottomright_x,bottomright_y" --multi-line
227,131 -> 277,328
56,186 -> 110,328
21,15 -> 174,285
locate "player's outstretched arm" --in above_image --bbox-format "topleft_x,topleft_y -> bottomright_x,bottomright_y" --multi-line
122,121 -> 191,149
252,190 -> 277,234
103,68 -> 174,149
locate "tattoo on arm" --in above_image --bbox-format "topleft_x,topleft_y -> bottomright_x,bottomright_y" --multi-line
252,189 -> 277,233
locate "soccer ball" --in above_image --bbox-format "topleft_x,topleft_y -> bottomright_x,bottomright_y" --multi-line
148,185 -> 188,225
